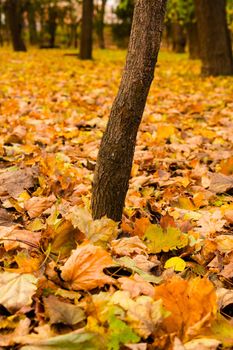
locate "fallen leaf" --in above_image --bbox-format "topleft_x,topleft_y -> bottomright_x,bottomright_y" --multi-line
154,276 -> 217,342
60,244 -> 114,290
0,272 -> 37,312
111,236 -> 148,256
25,194 -> 56,218
208,173 -> 233,193
164,257 -> 186,272
44,295 -> 86,325
143,224 -> 189,253
111,291 -> 169,338
118,274 -> 155,298
0,167 -> 37,198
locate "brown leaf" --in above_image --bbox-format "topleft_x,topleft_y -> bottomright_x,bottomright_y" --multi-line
111,236 -> 148,256
0,167 -> 37,198
44,295 -> 86,325
60,244 -> 114,290
24,194 -> 56,218
118,274 -> 155,298
208,173 -> 233,193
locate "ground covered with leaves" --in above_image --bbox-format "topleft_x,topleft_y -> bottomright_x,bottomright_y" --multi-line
0,48 -> 233,350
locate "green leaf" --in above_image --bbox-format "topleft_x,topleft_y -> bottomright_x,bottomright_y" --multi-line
117,256 -> 162,284
20,332 -> 104,350
164,257 -> 186,271
143,224 -> 189,253
107,313 -> 140,350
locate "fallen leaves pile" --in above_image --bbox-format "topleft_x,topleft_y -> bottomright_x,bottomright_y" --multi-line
0,48 -> 233,349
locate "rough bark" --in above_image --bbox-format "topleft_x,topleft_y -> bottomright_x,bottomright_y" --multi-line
80,0 -> 93,59
91,0 -> 167,221
195,0 -> 233,76
171,22 -> 186,53
186,22 -> 200,59
5,0 -> 27,51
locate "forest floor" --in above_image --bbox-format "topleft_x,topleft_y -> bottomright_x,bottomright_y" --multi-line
0,48 -> 233,349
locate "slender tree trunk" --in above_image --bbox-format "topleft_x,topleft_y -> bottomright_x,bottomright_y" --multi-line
96,0 -> 107,49
5,0 -> 27,51
27,1 -> 38,45
186,21 -> 200,59
91,0 -> 167,221
171,22 -> 186,53
48,5 -> 57,48
80,0 -> 93,59
194,0 -> 233,76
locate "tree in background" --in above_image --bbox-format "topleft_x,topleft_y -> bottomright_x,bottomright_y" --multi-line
95,0 -> 107,49
80,0 -> 93,59
165,0 -> 199,58
5,0 -> 27,51
195,0 -> 233,76
112,0 -> 134,48
27,0 -> 38,45
92,0 -> 167,221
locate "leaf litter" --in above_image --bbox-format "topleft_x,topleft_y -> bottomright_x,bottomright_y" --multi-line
0,49 -> 233,349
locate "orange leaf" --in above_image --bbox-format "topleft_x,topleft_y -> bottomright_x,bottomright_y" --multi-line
60,244 -> 114,290
154,276 -> 217,342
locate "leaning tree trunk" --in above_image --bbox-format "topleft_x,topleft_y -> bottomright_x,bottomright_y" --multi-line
194,0 -> 233,76
91,0 -> 167,221
5,0 -> 26,51
80,0 -> 93,59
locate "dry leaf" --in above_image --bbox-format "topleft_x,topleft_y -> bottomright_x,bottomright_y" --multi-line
118,274 -> 155,298
154,276 -> 217,342
111,236 -> 148,256
208,173 -> 233,193
0,167 -> 37,198
0,272 -> 37,312
44,295 -> 86,325
24,194 -> 56,218
60,244 -> 114,290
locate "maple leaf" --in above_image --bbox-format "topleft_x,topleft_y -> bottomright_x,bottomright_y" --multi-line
111,236 -> 148,256
154,276 -> 217,342
60,244 -> 114,290
143,224 -> 189,253
24,194 -> 56,218
0,272 -> 38,312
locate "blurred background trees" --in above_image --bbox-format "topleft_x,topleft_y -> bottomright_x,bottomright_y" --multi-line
0,0 -> 232,74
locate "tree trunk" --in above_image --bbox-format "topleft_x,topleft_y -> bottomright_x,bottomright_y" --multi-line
5,0 -> 27,51
48,5 -> 57,48
194,0 -> 233,76
91,0 -> 167,221
80,0 -> 93,59
171,22 -> 186,53
27,1 -> 38,45
186,21 -> 200,59
96,0 -> 107,49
